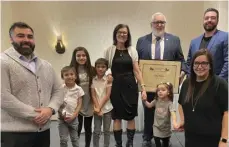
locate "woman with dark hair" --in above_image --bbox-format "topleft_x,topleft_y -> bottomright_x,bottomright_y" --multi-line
104,24 -> 147,147
70,46 -> 95,147
178,48 -> 228,147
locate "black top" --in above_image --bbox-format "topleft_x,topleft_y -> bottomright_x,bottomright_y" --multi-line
178,75 -> 228,136
199,36 -> 212,49
111,49 -> 134,77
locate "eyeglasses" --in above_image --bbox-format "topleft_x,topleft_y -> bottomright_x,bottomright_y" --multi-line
117,31 -> 128,36
193,61 -> 209,68
151,21 -> 166,25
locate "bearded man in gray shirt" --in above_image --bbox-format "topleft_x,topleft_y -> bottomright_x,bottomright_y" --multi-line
1,22 -> 64,147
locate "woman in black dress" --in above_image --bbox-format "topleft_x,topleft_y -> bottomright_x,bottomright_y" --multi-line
178,49 -> 228,147
104,24 -> 147,147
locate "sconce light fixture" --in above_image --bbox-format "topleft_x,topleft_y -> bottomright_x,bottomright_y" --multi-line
55,35 -> 65,54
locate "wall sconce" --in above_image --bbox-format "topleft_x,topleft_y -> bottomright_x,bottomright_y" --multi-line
55,35 -> 65,54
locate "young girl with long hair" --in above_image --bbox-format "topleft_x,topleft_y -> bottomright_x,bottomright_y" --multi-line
144,82 -> 179,147
70,46 -> 95,147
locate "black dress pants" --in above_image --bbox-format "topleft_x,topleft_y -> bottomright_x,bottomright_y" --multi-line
142,92 -> 155,141
1,129 -> 50,147
78,114 -> 93,147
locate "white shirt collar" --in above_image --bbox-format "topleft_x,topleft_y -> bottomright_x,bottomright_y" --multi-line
94,75 -> 107,81
151,33 -> 164,41
63,83 -> 78,90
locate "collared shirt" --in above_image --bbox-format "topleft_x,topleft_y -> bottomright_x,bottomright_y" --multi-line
1,46 -> 64,132
13,50 -> 37,73
61,84 -> 84,117
151,33 -> 165,60
91,75 -> 113,113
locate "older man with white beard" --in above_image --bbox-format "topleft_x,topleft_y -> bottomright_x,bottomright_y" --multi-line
136,12 -> 187,147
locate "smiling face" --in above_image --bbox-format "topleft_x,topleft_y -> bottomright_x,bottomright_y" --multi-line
10,27 -> 35,56
62,69 -> 77,86
113,24 -> 131,48
193,55 -> 210,79
151,14 -> 166,37
203,11 -> 218,32
116,27 -> 128,44
75,50 -> 87,65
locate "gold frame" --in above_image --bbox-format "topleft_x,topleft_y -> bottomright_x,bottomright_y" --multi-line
139,60 -> 181,93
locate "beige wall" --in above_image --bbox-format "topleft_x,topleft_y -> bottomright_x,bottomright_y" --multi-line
1,1 -> 228,76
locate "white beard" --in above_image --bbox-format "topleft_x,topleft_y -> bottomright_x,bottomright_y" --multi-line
152,28 -> 165,37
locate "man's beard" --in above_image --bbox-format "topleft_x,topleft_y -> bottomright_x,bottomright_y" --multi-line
12,41 -> 35,56
152,28 -> 165,37
203,22 -> 217,32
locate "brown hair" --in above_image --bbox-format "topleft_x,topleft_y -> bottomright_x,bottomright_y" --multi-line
69,46 -> 95,87
204,8 -> 219,22
113,24 -> 132,48
185,48 -> 214,103
95,58 -> 109,69
155,82 -> 174,102
9,22 -> 34,38
61,66 -> 76,79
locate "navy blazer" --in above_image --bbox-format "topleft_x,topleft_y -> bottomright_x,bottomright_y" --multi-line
136,33 -> 187,73
187,30 -> 228,80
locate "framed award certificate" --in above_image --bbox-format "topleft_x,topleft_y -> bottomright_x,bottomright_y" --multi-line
139,60 -> 181,93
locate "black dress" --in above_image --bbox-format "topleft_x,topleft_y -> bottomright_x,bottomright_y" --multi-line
110,49 -> 139,120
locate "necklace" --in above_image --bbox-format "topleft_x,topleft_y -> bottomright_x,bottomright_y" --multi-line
191,86 -> 201,112
117,49 -> 125,57
120,50 -> 123,56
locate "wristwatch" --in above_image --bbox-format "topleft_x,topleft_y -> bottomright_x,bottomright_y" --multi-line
220,138 -> 228,143
49,107 -> 56,115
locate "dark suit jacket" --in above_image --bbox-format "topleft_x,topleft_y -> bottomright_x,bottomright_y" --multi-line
187,30 -> 228,80
136,33 -> 187,73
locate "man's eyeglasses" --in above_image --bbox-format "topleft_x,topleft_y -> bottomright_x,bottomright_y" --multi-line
193,61 -> 209,68
151,21 -> 166,25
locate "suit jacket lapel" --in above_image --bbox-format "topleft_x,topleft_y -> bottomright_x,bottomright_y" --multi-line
197,34 -> 204,50
147,34 -> 152,59
163,33 -> 169,59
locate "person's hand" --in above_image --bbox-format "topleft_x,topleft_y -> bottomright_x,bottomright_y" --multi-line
179,71 -> 185,85
94,106 -> 100,113
218,141 -> 228,147
176,121 -> 184,132
173,122 -> 180,130
64,114 -> 77,123
33,107 -> 52,125
97,111 -> 103,116
141,90 -> 147,101
107,74 -> 113,83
